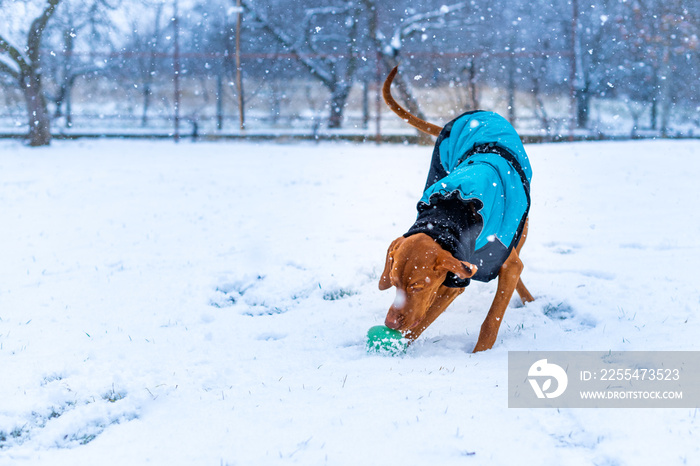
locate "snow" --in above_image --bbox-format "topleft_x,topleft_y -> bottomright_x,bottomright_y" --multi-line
1,138 -> 700,465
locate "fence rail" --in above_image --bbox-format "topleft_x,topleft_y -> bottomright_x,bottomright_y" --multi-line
2,49 -> 699,143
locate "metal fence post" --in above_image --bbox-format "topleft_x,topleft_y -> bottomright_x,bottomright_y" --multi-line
173,0 -> 181,142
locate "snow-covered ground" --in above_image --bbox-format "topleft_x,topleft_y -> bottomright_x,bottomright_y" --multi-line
1,138 -> 699,465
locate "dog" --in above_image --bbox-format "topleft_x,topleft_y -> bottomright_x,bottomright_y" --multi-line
379,67 -> 535,352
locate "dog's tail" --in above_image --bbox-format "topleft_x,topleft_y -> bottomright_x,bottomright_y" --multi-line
382,66 -> 442,137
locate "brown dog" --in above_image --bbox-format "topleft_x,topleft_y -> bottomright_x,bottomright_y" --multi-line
379,67 -> 535,352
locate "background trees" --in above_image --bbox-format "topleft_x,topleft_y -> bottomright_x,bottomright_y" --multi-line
1,0 -> 699,145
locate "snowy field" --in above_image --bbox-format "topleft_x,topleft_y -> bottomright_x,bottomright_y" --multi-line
1,138 -> 699,465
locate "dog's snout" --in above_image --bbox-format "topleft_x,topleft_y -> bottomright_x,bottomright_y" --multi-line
392,289 -> 406,309
385,313 -> 403,330
386,290 -> 407,330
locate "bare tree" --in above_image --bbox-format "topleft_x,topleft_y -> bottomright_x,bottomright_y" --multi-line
0,0 -> 62,146
125,2 -> 166,127
241,0 -> 361,129
620,0 -> 699,135
360,0 -> 472,142
46,0 -> 118,127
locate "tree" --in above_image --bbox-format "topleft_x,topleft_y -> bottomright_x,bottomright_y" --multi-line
122,1 -> 167,127
619,0 -> 699,134
240,0 -> 361,129
44,0 -> 118,127
570,0 -> 627,129
0,0 -> 62,146
360,0 -> 473,142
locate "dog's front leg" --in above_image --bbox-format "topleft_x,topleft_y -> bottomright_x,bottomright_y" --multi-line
473,249 -> 524,352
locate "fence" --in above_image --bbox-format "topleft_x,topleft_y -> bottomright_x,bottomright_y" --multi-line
1,50 -> 698,143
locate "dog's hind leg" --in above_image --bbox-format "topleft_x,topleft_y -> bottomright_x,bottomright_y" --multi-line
516,278 -> 535,304
513,217 -> 535,304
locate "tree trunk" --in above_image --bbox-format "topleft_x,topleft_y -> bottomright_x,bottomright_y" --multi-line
576,85 -> 590,129
659,86 -> 672,137
507,53 -> 516,125
270,79 -> 281,125
467,59 -> 478,109
328,82 -> 351,129
65,78 -> 73,128
362,80 -> 369,129
0,0 -> 62,146
23,71 -> 51,147
141,82 -> 152,127
216,71 -> 224,130
53,28 -> 74,122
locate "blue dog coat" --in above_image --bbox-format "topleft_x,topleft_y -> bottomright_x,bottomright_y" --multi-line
405,110 -> 532,287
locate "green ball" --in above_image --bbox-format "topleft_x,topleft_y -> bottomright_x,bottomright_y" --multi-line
366,325 -> 407,355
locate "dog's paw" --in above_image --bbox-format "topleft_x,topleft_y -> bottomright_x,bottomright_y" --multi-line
210,266 -> 329,316
210,275 -> 265,308
542,301 -> 575,320
540,299 -> 597,329
0,377 -> 140,450
321,287 -> 358,301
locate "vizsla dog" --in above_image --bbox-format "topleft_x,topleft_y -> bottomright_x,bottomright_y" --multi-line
379,67 -> 535,352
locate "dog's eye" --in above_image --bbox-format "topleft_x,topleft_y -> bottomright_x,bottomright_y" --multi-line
409,284 -> 425,292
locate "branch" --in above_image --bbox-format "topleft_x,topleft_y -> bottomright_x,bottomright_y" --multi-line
392,2 -> 470,52
240,0 -> 335,86
0,56 -> 20,80
301,3 -> 353,56
27,0 -> 62,65
402,1 -> 469,28
301,3 -> 358,76
0,34 -> 30,75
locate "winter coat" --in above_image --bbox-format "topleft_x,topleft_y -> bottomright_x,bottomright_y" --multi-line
405,110 -> 532,287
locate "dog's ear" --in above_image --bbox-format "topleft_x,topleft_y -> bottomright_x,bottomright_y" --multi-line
379,237 -> 404,290
437,253 -> 477,280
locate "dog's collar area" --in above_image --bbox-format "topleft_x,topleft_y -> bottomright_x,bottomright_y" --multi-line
444,274 -> 471,288
404,193 -> 483,288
